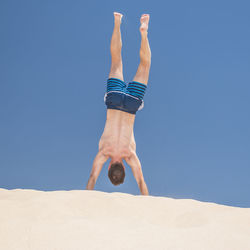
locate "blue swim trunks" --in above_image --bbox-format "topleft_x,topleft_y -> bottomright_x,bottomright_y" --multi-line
104,78 -> 147,114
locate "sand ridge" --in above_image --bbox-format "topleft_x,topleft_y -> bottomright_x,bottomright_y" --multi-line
0,188 -> 249,250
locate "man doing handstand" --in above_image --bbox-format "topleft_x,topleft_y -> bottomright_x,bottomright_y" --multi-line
86,12 -> 151,195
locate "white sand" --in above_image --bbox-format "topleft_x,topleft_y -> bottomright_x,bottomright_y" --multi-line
0,188 -> 249,250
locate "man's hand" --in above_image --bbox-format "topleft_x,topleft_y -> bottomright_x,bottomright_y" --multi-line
125,152 -> 149,195
86,151 -> 109,190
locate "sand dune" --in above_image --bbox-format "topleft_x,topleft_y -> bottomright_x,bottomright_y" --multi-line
0,188 -> 249,250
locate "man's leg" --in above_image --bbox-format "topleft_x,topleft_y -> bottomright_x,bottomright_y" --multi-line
109,12 -> 124,81
132,14 -> 151,85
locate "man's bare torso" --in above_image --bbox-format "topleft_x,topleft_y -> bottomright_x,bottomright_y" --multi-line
98,109 -> 136,159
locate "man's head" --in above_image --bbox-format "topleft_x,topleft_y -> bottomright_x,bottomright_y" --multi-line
108,161 -> 125,186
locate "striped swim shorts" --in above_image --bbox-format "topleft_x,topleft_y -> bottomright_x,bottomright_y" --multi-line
104,78 -> 147,114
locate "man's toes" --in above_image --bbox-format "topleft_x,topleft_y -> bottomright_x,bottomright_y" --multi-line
114,12 -> 123,18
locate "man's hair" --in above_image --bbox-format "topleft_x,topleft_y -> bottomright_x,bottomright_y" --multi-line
108,162 -> 125,186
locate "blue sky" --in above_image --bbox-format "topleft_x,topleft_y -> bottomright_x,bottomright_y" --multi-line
0,0 -> 249,207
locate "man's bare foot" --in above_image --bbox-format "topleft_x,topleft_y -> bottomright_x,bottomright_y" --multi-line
140,14 -> 150,34
114,12 -> 123,25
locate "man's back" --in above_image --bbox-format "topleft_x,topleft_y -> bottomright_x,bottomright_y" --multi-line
99,109 -> 136,158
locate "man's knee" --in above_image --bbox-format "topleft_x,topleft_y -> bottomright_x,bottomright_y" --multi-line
140,60 -> 151,70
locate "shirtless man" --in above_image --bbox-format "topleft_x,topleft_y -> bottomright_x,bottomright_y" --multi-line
86,12 -> 151,195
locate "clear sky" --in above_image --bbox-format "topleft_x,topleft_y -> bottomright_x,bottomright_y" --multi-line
0,0 -> 249,207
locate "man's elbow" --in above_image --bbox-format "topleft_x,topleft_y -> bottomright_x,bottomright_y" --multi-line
90,173 -> 98,181
137,177 -> 144,185
135,172 -> 145,184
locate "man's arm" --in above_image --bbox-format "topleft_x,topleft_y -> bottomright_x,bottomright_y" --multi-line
125,152 -> 149,195
86,151 -> 109,190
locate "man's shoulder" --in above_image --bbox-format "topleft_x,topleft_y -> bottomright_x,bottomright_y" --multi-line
94,150 -> 110,164
98,148 -> 111,158
124,150 -> 136,162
